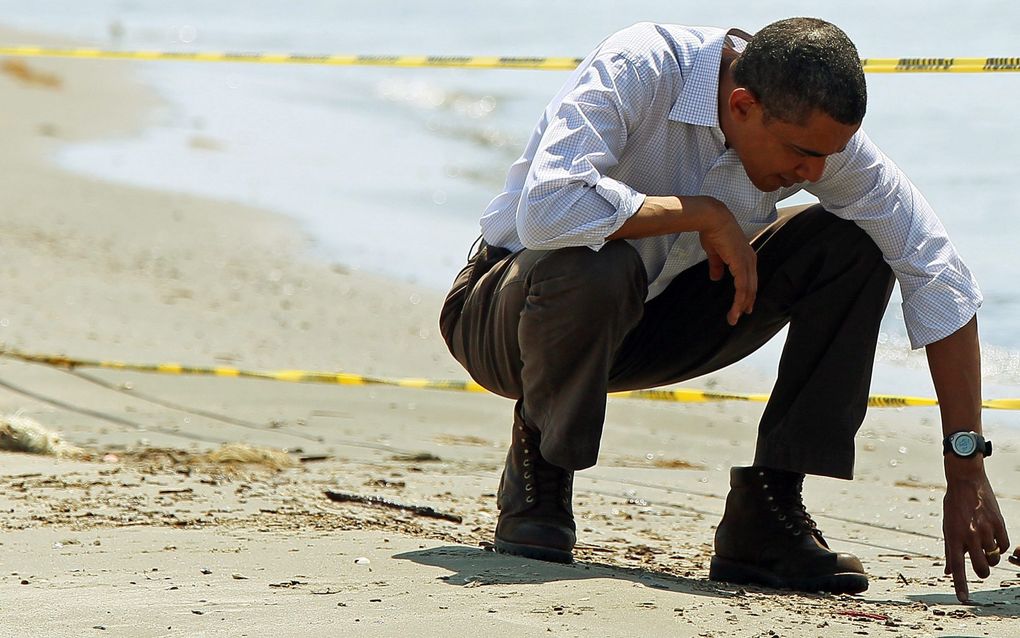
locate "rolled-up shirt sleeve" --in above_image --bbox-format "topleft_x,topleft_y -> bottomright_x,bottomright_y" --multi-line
516,53 -> 651,250
810,130 -> 982,349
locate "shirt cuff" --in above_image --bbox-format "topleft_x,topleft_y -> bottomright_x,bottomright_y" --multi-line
588,176 -> 645,250
901,265 -> 983,349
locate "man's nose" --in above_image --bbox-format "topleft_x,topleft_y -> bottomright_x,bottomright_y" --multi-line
795,156 -> 827,183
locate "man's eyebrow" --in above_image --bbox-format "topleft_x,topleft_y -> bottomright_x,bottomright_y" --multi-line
792,143 -> 849,158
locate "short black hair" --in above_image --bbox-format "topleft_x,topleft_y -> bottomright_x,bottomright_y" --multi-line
732,17 -> 867,125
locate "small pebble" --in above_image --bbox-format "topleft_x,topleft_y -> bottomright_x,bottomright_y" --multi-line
200,568 -> 212,575
231,573 -> 247,580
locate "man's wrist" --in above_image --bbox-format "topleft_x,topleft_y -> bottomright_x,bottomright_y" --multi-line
679,195 -> 727,231
944,453 -> 985,482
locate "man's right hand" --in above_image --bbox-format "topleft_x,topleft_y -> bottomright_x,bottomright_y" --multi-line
697,204 -> 757,325
608,195 -> 757,325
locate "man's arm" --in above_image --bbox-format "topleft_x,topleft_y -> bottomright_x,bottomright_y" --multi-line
608,195 -> 757,326
925,315 -> 1010,602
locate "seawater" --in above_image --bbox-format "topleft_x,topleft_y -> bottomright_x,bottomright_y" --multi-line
1,0 -> 1018,419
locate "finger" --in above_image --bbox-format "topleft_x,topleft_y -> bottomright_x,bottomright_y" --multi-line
727,298 -> 742,326
949,545 -> 969,602
981,529 -> 1002,567
968,540 -> 991,579
728,270 -> 748,326
995,521 -> 1010,554
744,252 -> 758,314
986,548 -> 1001,567
1010,547 -> 1020,566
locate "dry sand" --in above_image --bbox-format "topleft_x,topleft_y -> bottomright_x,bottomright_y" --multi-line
0,27 -> 1019,638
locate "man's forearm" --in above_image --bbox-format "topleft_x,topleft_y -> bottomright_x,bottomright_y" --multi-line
607,195 -> 724,240
925,315 -> 984,476
925,315 -> 982,436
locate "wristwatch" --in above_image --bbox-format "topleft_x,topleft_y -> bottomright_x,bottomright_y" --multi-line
943,431 -> 992,459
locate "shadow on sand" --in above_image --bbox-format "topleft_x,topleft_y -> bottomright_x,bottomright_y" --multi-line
396,544 -> 1020,619
396,544 -> 742,600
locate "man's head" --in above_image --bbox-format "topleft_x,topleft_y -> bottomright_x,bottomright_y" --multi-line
721,18 -> 867,192
733,17 -> 867,126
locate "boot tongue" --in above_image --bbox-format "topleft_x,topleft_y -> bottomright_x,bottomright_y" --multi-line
534,459 -> 571,509
765,471 -> 827,544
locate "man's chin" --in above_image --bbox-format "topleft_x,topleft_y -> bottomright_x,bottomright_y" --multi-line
750,176 -> 782,193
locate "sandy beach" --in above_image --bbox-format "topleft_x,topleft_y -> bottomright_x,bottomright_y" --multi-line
1,28 -> 1019,638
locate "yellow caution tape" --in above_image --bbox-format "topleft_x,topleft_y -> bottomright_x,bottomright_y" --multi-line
0,47 -> 1018,73
0,47 -> 583,71
2,348 -> 1018,409
861,57 -> 1020,73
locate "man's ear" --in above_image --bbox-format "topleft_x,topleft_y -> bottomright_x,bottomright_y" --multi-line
728,87 -> 758,122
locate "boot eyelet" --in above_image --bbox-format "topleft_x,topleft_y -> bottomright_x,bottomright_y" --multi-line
769,505 -> 778,512
523,472 -> 533,479
762,484 -> 769,490
777,514 -> 786,521
526,496 -> 535,503
523,460 -> 531,467
525,484 -> 534,492
784,523 -> 793,530
792,530 -> 801,536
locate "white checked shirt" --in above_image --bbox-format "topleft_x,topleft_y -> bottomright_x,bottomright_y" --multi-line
480,22 -> 981,349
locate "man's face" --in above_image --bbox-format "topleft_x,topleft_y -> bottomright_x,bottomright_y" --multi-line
733,106 -> 860,192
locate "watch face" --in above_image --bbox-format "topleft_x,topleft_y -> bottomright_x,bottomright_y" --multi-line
953,434 -> 977,456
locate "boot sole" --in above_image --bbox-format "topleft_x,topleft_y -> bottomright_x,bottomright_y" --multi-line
709,556 -> 868,594
494,539 -> 573,564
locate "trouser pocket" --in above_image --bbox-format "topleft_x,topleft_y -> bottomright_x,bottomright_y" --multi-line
438,241 -> 511,361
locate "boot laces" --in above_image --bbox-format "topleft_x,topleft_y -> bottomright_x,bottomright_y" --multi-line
762,474 -> 824,541
533,456 -> 572,511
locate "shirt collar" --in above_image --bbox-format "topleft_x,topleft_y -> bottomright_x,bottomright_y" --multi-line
669,28 -> 751,129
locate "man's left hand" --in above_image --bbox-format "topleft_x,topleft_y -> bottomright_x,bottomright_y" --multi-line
942,460 -> 1010,602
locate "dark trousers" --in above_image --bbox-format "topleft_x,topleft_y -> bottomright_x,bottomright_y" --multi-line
439,206 -> 895,480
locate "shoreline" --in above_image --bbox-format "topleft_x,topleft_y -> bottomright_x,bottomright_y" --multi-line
3,24 -> 1019,404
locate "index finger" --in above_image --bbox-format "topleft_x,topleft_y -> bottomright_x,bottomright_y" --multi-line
949,544 -> 969,602
728,267 -> 750,325
744,252 -> 758,313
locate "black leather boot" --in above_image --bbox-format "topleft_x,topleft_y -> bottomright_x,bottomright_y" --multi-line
494,401 -> 576,563
710,466 -> 868,594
